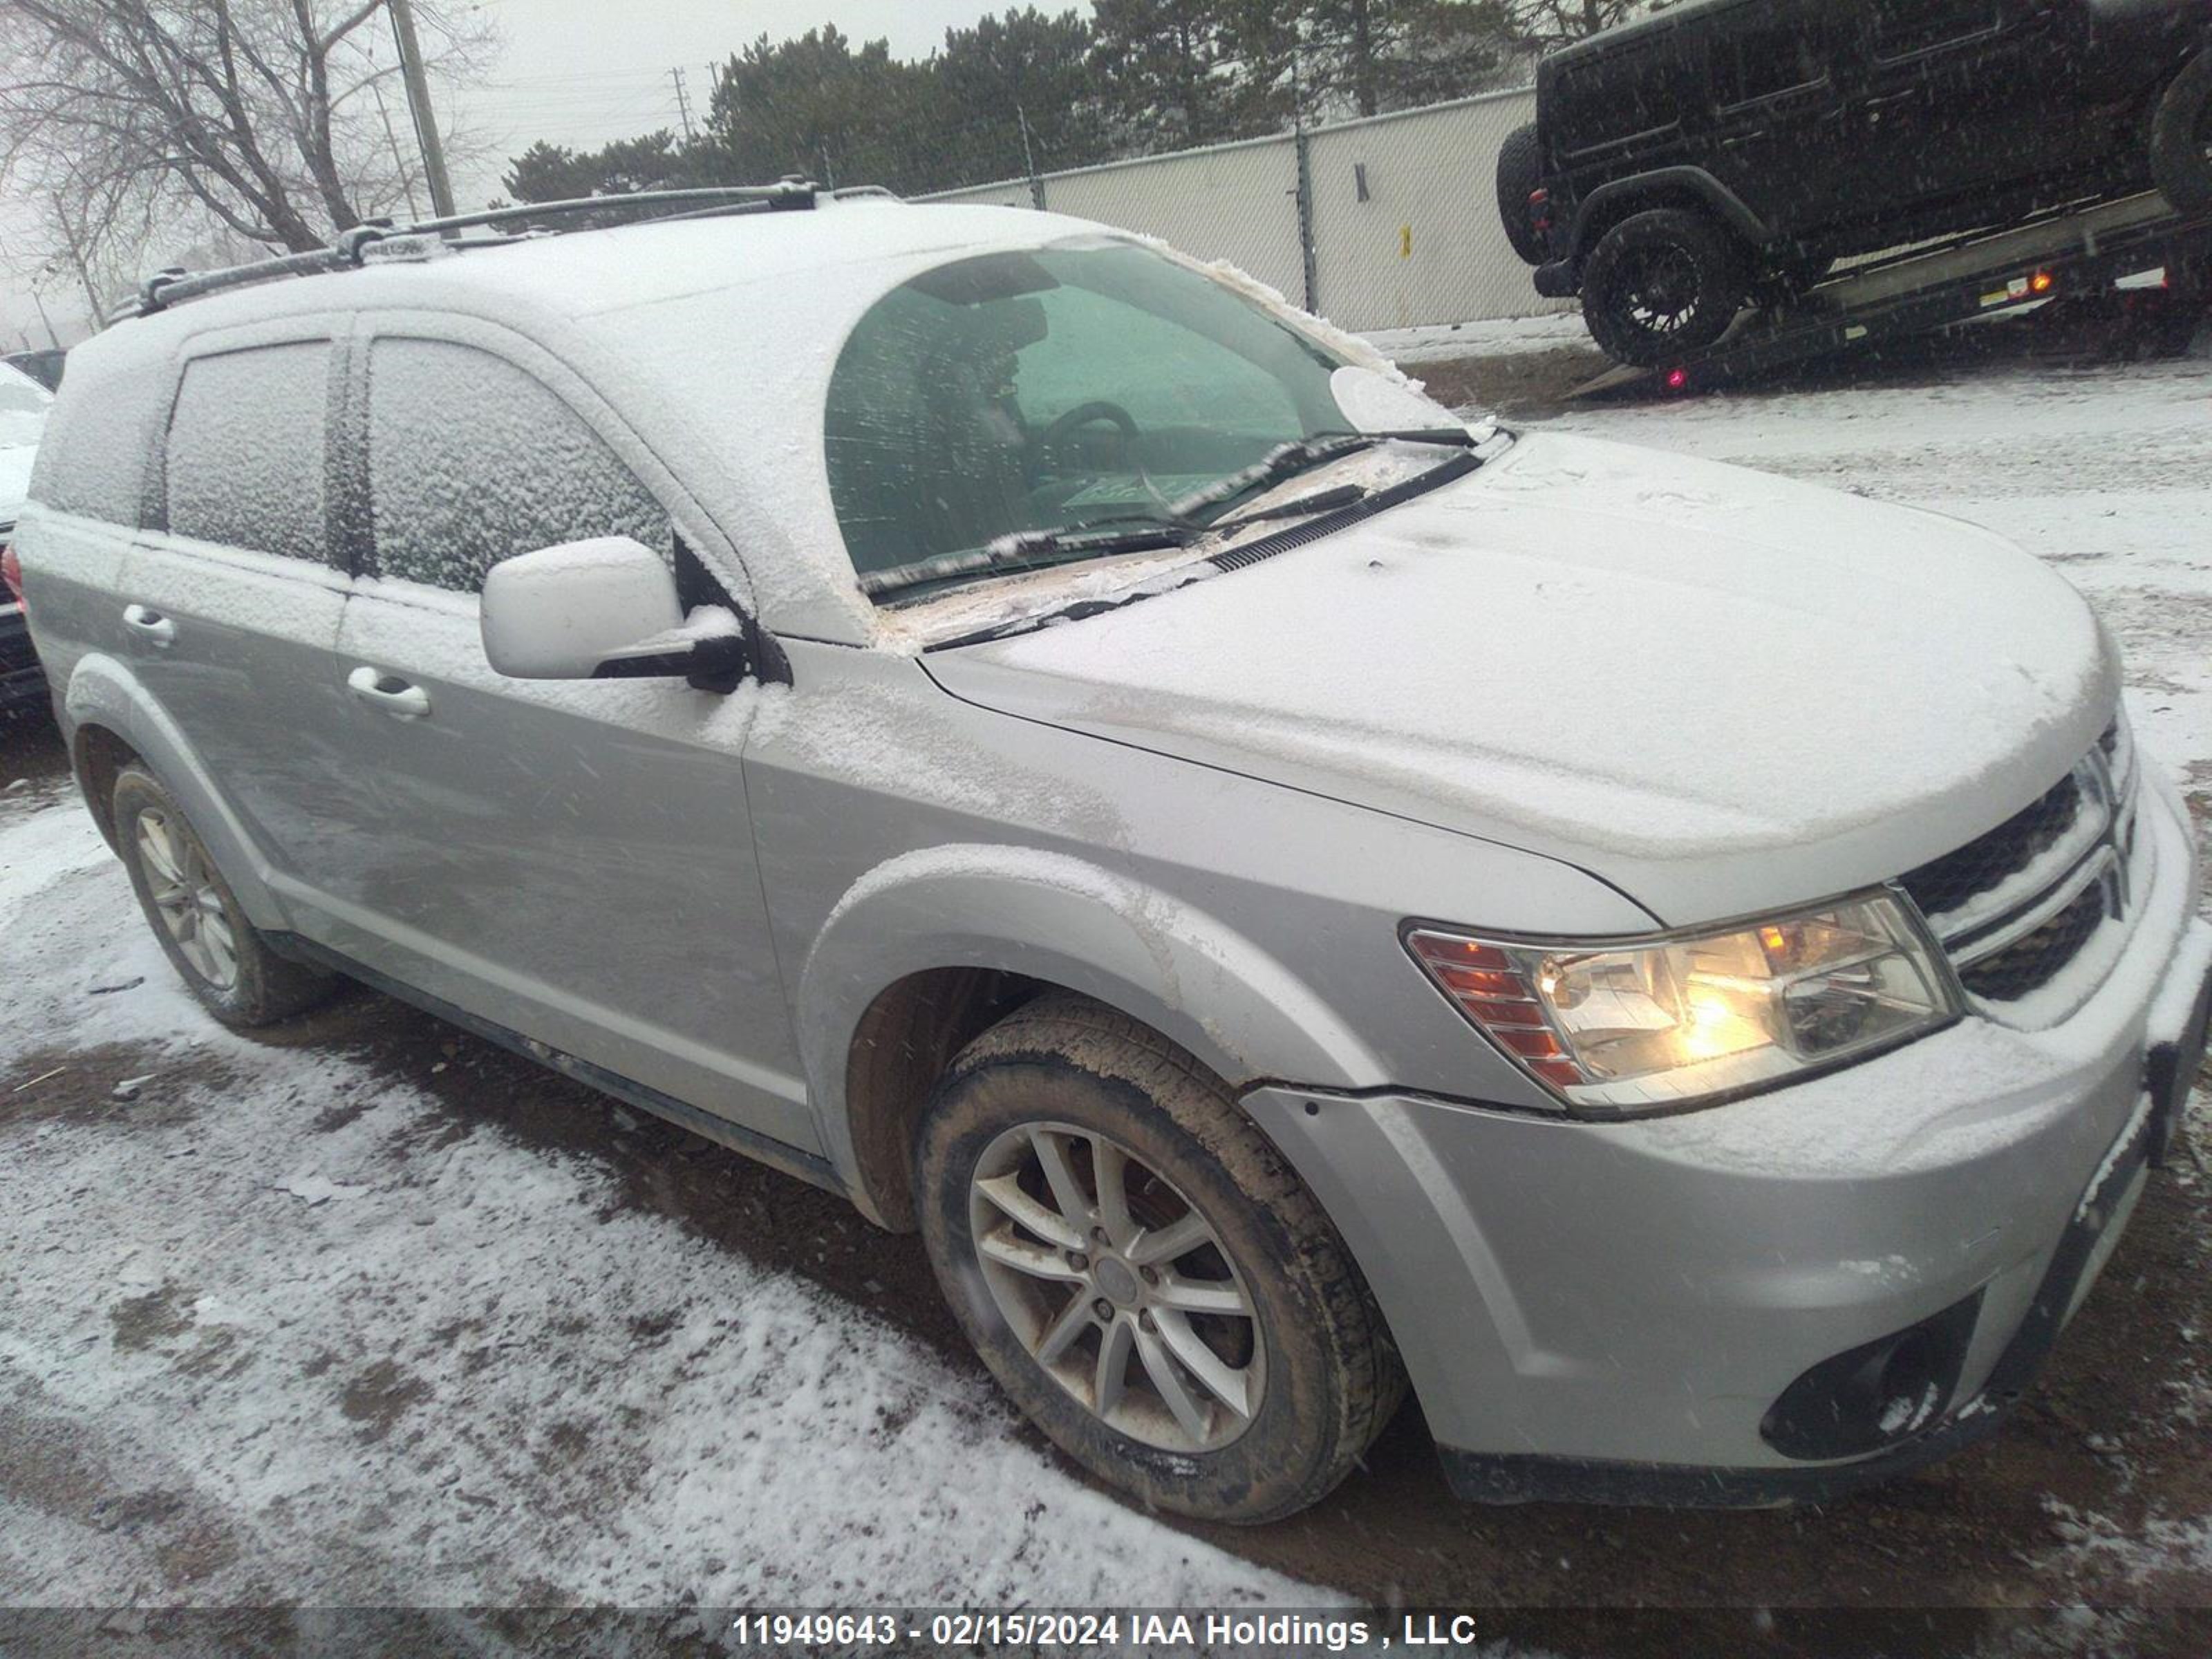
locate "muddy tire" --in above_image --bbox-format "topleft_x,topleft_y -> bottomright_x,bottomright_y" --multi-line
913,993 -> 1405,1524
1496,123 -> 1548,266
113,765 -> 339,1028
1582,207 -> 1750,367
2150,52 -> 2212,218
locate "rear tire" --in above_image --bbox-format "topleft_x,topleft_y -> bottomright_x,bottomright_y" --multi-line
912,994 -> 1405,1524
113,765 -> 339,1028
1496,124 -> 1547,267
1581,208 -> 1750,368
2150,53 -> 2212,218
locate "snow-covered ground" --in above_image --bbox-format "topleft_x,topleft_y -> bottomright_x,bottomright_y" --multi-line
1365,313 -> 1591,366
0,791 -> 1321,1611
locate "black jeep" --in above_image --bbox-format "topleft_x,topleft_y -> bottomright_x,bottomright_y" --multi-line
1499,0 -> 2212,365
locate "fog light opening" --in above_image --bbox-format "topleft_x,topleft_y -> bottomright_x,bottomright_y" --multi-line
1761,1291 -> 1982,1462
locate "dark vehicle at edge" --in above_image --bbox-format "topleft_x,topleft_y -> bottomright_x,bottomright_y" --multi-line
1497,0 -> 2212,365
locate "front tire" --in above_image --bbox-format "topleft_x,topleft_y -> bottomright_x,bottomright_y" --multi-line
1581,207 -> 1750,367
913,995 -> 1404,1524
2150,52 -> 2212,218
113,765 -> 339,1028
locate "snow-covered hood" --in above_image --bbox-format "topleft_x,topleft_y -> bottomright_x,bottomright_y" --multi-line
926,433 -> 2117,927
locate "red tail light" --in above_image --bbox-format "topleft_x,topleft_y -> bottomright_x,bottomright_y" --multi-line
1,543 -> 22,610
1527,187 -> 1553,232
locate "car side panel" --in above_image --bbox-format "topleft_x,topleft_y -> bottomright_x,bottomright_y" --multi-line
113,531 -> 350,889
746,641 -> 1662,1203
312,579 -> 815,1152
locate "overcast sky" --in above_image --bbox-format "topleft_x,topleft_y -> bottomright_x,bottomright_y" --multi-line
458,0 -> 1079,196
1,1 -> 1086,348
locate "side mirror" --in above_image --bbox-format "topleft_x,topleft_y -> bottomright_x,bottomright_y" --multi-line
480,537 -> 747,689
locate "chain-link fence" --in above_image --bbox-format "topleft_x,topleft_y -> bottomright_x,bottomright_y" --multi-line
925,87 -> 1571,335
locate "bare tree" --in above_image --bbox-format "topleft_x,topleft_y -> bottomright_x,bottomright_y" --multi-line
0,0 -> 491,304
1499,0 -> 1669,50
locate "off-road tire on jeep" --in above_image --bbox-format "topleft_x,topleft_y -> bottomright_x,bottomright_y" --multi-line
912,993 -> 1406,1524
1581,207 -> 1751,367
1496,124 -> 1548,267
2150,51 -> 2212,218
113,765 -> 339,1028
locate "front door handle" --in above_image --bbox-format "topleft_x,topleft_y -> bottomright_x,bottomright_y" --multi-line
346,665 -> 432,720
122,605 -> 176,647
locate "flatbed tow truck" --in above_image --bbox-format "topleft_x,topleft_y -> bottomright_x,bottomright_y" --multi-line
1572,189 -> 2212,399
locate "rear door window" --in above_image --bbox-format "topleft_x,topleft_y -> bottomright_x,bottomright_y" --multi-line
163,342 -> 332,561
1868,0 -> 2002,60
1712,21 -> 1826,106
365,338 -> 670,593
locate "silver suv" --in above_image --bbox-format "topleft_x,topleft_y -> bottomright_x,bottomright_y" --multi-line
16,190 -> 2210,1523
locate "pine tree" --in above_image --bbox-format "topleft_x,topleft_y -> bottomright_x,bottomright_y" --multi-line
932,9 -> 1110,186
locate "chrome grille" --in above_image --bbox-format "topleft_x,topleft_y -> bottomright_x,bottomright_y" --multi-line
1956,881 -> 2110,1003
1896,722 -> 2138,1009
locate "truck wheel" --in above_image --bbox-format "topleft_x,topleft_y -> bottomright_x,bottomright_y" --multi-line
2150,53 -> 2212,218
1582,208 -> 1750,367
912,993 -> 1405,1524
113,765 -> 339,1028
1496,124 -> 1547,266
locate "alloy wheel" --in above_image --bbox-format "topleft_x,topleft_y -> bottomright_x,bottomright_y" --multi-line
1618,243 -> 1702,337
967,1121 -> 1264,1453
135,809 -> 239,991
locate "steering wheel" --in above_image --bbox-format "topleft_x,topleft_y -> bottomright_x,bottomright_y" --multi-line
1031,400 -> 1142,476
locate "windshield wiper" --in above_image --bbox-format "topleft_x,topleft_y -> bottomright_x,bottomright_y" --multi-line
861,518 -> 1192,599
863,429 -> 1482,602
1209,482 -> 1369,532
1172,427 -> 1478,524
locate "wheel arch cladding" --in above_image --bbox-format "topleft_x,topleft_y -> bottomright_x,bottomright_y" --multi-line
1575,168 -> 1764,256
804,845 -> 1394,1230
62,652 -> 288,929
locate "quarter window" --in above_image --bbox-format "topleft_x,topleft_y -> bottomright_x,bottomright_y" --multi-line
366,338 -> 670,593
164,342 -> 331,561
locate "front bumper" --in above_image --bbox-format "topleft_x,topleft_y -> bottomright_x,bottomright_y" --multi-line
1244,774 -> 2209,1506
1533,258 -> 1580,299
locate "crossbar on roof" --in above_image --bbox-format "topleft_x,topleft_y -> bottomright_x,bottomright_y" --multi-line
128,180 -> 825,319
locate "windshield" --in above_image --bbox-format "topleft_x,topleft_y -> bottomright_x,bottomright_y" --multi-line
825,241 -> 1355,594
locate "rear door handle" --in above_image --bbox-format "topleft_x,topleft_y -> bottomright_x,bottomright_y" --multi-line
122,605 -> 176,647
347,665 -> 432,720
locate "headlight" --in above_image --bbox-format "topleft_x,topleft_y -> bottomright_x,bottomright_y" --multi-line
1405,891 -> 1960,1114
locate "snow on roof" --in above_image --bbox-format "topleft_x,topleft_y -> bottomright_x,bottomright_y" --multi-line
62,200 -> 1230,642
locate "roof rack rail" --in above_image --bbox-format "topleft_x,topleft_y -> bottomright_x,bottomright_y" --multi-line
131,179 -> 825,319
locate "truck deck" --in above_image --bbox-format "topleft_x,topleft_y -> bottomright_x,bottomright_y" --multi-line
1572,190 -> 2212,399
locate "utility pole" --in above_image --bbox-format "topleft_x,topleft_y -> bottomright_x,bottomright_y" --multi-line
671,68 -> 695,141
1018,105 -> 1044,210
370,73 -> 423,218
30,291 -> 62,350
388,0 -> 457,218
